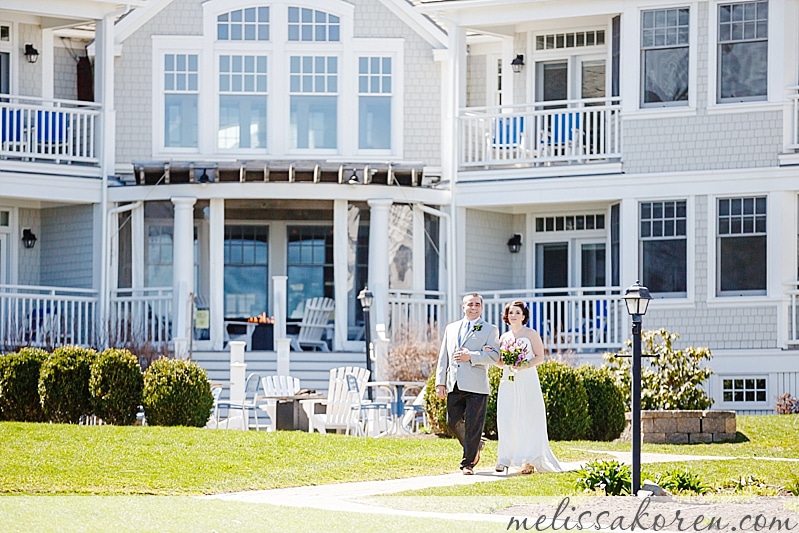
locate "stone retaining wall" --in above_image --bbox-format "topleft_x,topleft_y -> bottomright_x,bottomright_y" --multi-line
623,410 -> 736,444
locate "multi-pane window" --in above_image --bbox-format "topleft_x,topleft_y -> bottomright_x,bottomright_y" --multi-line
218,55 -> 268,149
723,377 -> 766,402
358,57 -> 392,150
146,225 -> 173,287
641,8 -> 689,105
717,196 -> 766,294
288,7 -> 340,42
718,1 -> 768,102
164,54 -> 198,148
287,225 -> 333,319
289,56 -> 338,149
640,201 -> 687,295
224,226 -> 269,319
535,214 -> 605,232
217,7 -> 270,41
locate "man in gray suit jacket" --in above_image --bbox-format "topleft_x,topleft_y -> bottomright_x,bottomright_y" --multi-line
435,293 -> 500,474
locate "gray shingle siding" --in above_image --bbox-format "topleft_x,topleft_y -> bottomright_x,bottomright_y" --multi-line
40,205 -> 94,289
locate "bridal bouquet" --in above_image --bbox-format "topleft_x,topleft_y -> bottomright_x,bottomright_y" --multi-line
499,337 -> 530,381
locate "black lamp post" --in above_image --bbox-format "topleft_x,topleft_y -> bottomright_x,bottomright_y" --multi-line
622,280 -> 652,495
357,286 -> 374,400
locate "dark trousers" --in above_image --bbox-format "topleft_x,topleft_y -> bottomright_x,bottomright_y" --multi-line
446,384 -> 488,469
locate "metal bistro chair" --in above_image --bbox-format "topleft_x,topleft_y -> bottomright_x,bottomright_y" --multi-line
214,373 -> 266,430
345,374 -> 391,437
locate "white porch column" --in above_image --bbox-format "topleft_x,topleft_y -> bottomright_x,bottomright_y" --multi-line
412,204 -> 426,292
273,275 -> 290,375
368,198 -> 392,380
333,199 -> 348,351
209,198 -> 225,350
172,197 -> 196,356
619,198 -> 639,290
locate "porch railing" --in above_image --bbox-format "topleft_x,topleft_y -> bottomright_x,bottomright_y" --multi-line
387,290 -> 447,341
109,287 -> 172,348
789,87 -> 799,151
786,282 -> 799,345
459,97 -> 622,169
0,95 -> 100,165
480,287 -> 625,354
0,284 -> 98,350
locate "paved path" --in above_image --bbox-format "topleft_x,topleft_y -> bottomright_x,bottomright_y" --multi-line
204,451 -> 749,521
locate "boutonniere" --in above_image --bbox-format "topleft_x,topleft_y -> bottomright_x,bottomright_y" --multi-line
473,324 -> 482,332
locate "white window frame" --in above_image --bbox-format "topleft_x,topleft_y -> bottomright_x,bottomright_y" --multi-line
216,53 -> 269,152
707,0 -> 783,111
152,37 -> 204,156
714,195 -> 768,297
717,374 -> 769,409
639,199 -> 688,298
639,6 -> 691,108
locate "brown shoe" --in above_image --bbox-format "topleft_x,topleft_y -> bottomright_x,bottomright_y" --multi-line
462,466 -> 474,475
520,463 -> 535,475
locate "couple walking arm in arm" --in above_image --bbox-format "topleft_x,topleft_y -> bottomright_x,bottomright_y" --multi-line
436,294 -> 563,475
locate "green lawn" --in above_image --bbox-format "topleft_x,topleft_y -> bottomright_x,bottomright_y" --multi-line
0,414 -> 796,497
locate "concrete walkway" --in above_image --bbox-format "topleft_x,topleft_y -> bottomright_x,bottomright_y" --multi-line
204,451 -> 748,521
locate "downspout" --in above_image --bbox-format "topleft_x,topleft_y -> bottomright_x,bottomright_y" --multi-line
415,203 -> 456,324
103,201 -> 142,340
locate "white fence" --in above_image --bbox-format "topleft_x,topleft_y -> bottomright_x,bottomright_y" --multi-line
480,287 -> 625,354
0,284 -> 97,350
109,287 -> 172,348
459,97 -> 622,168
387,290 -> 447,341
0,96 -> 100,165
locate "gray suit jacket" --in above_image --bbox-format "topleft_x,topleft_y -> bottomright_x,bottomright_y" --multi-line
435,317 -> 500,395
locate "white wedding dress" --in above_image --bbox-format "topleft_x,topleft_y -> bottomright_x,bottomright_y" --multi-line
496,337 -> 564,472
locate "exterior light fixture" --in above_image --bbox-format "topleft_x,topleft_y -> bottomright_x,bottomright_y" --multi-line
510,54 -> 524,73
357,286 -> 374,398
22,228 -> 37,249
507,233 -> 522,253
198,168 -> 210,184
24,44 -> 39,64
348,169 -> 359,184
622,280 -> 652,495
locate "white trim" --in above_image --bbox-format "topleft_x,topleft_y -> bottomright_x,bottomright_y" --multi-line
377,0 -> 447,49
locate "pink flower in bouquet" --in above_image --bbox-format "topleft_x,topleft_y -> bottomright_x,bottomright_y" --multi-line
499,337 -> 530,381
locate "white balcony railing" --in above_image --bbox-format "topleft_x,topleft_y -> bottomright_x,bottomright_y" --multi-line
387,290 -> 447,341
480,287 -> 625,354
459,98 -> 622,169
789,87 -> 799,151
0,284 -> 98,349
109,287 -> 172,348
0,95 -> 100,165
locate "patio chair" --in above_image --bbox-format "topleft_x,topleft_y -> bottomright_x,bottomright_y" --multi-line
538,111 -> 582,161
311,366 -> 375,435
214,372 -> 266,430
288,297 -> 335,351
345,373 -> 391,437
259,374 -> 301,431
486,115 -> 526,161
1,108 -> 26,153
36,109 -> 69,156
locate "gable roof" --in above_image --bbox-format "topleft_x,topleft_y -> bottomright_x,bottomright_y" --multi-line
114,0 -> 447,48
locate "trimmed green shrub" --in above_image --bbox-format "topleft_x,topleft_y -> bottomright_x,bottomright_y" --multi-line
604,328 -> 714,410
576,364 -> 626,441
90,348 -> 144,425
576,459 -> 631,495
538,360 -> 591,441
483,366 -> 502,439
39,345 -> 98,423
142,358 -> 213,427
0,347 -> 48,422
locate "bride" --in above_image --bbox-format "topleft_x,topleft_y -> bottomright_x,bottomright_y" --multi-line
495,300 -> 563,474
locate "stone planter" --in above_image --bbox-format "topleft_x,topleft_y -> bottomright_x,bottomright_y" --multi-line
622,410 -> 736,444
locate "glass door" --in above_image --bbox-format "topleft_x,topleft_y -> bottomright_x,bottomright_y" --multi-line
578,240 -> 606,289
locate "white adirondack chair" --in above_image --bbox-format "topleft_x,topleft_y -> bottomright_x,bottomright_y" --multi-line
259,375 -> 301,431
312,366 -> 381,435
289,297 -> 335,351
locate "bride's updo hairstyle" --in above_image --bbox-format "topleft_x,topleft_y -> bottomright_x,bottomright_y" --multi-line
502,300 -> 530,325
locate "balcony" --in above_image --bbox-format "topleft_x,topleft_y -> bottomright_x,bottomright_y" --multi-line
0,96 -> 101,169
481,287 -> 625,354
459,98 -> 622,170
